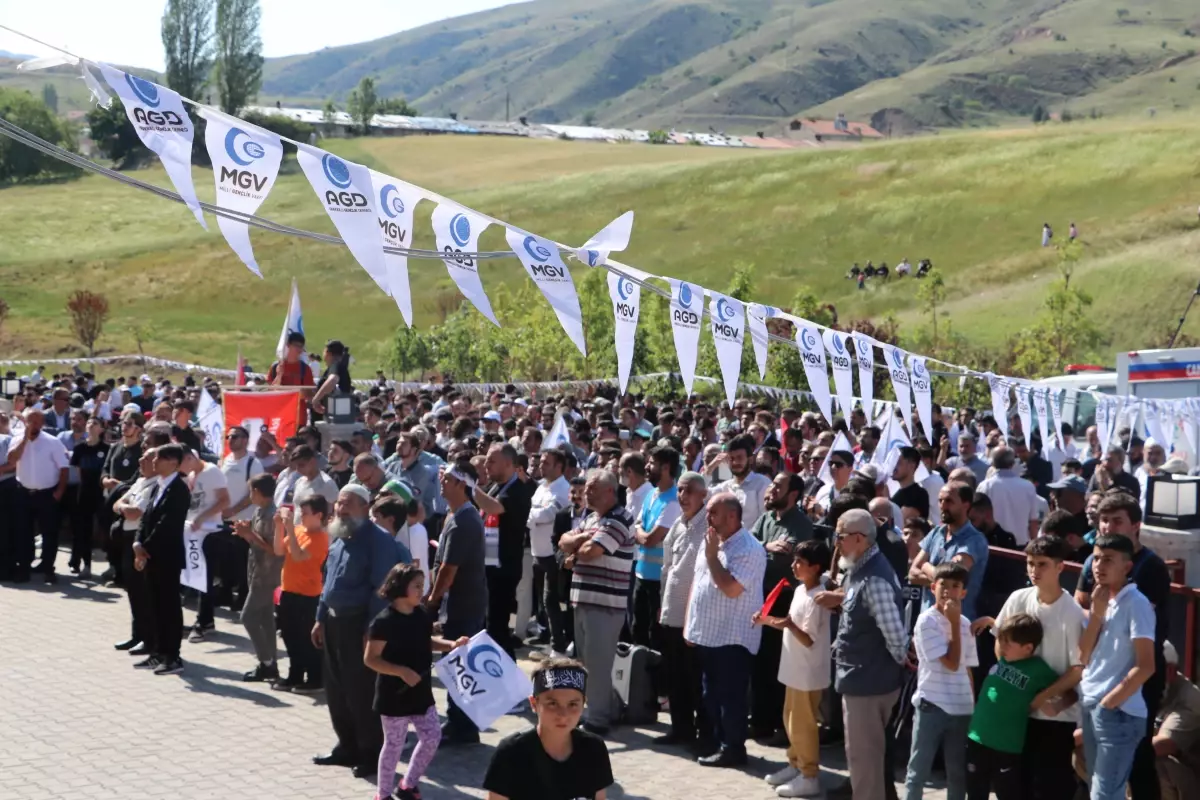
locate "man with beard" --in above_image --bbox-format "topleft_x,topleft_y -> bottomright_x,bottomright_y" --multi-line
943,432 -> 989,485
9,408 -> 70,583
631,446 -> 682,651
1135,439 -> 1167,510
473,443 -> 534,656
311,485 -> 407,779
326,439 -> 354,489
890,446 -> 930,520
713,434 -> 772,530
748,472 -> 814,744
908,482 -> 989,621
854,426 -> 881,470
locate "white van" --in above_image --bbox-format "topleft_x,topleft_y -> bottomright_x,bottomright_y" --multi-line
1039,367 -> 1117,433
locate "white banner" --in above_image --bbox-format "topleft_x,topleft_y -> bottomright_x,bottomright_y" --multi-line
275,279 -> 304,360
369,172 -> 424,327
854,334 -> 875,415
506,229 -> 586,356
181,529 -> 208,592
1145,399 -> 1167,446
1049,387 -> 1064,450
541,412 -> 571,451
795,323 -> 833,425
1095,395 -> 1111,447
202,112 -> 283,277
1159,400 -> 1177,450
432,204 -> 497,325
434,631 -> 533,732
1032,386 -> 1052,450
709,292 -> 745,408
1014,383 -> 1033,449
986,374 -> 1010,438
668,279 -> 703,394
607,272 -> 640,394
823,329 -> 855,419
881,344 -> 913,428
1183,400 -> 1199,459
296,145 -> 390,296
746,303 -> 773,380
908,354 -> 933,442
196,388 -> 223,453
98,64 -> 205,229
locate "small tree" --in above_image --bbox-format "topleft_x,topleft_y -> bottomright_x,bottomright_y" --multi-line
377,96 -> 419,116
127,321 -> 156,369
66,290 -> 110,358
916,272 -> 948,352
41,83 -> 58,114
347,76 -> 379,134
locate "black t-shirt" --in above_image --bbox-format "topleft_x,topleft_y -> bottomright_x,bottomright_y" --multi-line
330,467 -> 353,489
892,483 -> 930,519
483,728 -> 613,800
367,605 -> 436,717
173,424 -> 202,454
487,476 -> 534,566
435,505 -> 488,624
104,440 -> 142,485
71,441 -> 109,497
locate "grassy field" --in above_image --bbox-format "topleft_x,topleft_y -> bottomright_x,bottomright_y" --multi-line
2,117 -> 1200,374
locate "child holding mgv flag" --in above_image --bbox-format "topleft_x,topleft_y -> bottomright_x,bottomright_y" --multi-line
483,658 -> 614,800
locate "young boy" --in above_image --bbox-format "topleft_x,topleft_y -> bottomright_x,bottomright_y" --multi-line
754,539 -> 833,798
970,535 -> 1085,800
483,657 -> 613,800
904,562 -> 978,800
1078,534 -> 1157,800
965,613 -> 1058,800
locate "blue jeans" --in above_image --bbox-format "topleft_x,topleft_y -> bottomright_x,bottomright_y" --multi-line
1082,703 -> 1146,800
697,644 -> 752,756
904,700 -> 970,800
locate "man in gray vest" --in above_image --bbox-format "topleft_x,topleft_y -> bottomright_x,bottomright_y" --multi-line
821,508 -> 908,800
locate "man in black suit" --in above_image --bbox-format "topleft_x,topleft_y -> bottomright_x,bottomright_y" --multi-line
132,443 -> 191,676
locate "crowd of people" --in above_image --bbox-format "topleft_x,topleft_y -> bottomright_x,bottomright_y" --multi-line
2,342 -> 1198,800
846,259 -> 934,288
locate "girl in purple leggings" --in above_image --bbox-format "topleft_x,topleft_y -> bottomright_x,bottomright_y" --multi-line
365,563 -> 468,800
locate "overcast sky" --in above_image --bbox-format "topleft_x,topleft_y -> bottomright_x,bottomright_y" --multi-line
0,0 -> 523,70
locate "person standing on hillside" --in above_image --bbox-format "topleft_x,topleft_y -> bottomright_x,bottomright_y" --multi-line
1069,222 -> 1078,242
1042,223 -> 1053,247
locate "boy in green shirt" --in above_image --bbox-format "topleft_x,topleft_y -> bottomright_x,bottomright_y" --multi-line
965,613 -> 1059,800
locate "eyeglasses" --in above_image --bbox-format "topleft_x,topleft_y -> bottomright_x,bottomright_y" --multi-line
835,531 -> 862,541
829,461 -> 849,470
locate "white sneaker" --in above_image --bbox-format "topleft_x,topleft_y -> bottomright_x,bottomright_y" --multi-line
777,775 -> 821,798
550,650 -> 569,659
766,766 -> 800,787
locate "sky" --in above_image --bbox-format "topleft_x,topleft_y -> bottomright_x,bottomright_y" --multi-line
0,0 -> 522,70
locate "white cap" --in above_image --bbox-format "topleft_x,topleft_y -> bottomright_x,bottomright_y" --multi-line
483,411 -> 502,422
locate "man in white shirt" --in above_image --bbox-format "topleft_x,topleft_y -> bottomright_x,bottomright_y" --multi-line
183,449 -> 230,641
621,451 -> 653,521
9,409 -> 70,583
525,449 -> 571,649
713,433 -> 772,531
219,425 -> 264,611
920,446 -> 946,526
977,446 -> 1041,545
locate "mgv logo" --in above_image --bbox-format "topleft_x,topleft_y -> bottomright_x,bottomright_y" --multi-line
378,219 -> 408,242
715,323 -> 738,338
219,167 -> 268,192
616,302 -> 637,319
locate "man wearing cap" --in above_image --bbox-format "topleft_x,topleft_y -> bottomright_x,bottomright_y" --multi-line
312,484 -> 406,777
481,410 -> 502,436
1048,474 -> 1090,533
8,408 -> 70,583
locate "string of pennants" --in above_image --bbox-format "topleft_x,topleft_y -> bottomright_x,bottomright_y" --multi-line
5,31 -> 1200,460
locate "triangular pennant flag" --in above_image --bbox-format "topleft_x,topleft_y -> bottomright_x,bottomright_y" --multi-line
709,291 -> 745,407
823,329 -> 855,423
1014,383 -> 1033,449
607,271 -> 641,395
794,322 -> 833,425
818,431 -> 853,485
881,343 -> 913,429
506,229 -> 586,356
1048,387 -> 1064,451
542,412 -> 571,451
986,373 -> 1011,438
668,279 -> 703,394
576,211 -> 634,268
746,303 -> 774,380
1032,386 -> 1053,450
854,334 -> 875,415
368,172 -> 424,327
275,279 -> 303,360
432,204 -> 497,325
908,354 -> 933,442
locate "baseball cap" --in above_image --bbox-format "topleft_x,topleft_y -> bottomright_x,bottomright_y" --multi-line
381,479 -> 417,503
483,411 -> 502,423
1047,475 -> 1087,494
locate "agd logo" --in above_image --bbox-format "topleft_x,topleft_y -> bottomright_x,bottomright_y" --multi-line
321,154 -> 368,210
378,185 -> 409,242
443,213 -> 475,268
523,235 -> 566,280
673,282 -> 699,326
889,347 -> 910,384
126,72 -> 187,128
219,127 -> 271,194
828,332 -> 852,370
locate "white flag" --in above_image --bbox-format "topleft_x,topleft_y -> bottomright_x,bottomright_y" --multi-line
818,431 -> 854,485
881,344 -> 913,429
668,279 -> 703,394
854,334 -> 875,415
1048,387 -> 1064,450
1014,384 -> 1033,449
709,292 -> 745,408
1095,395 -> 1111,447
434,631 -> 534,732
507,229 -> 586,356
296,145 -> 390,295
1145,399 -> 1167,446
986,373 -> 1010,438
1032,386 -> 1053,450
432,204 -> 497,325
1158,401 -> 1176,450
202,112 -> 283,277
275,279 -> 304,360
879,413 -> 930,491
181,529 -> 208,592
98,64 -> 205,229
746,303 -> 774,380
908,355 -> 933,442
823,330 -> 855,421
607,271 -> 640,395
369,172 -> 424,327
576,211 -> 633,269
795,323 -> 833,425
542,412 -> 571,451
196,388 -> 224,454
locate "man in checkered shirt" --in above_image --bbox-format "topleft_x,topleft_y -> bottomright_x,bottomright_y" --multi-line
683,491 -> 766,769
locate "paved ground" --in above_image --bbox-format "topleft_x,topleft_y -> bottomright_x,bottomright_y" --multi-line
0,557 -> 949,800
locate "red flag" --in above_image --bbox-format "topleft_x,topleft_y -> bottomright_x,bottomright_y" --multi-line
235,346 -> 247,387
760,577 -> 790,617
222,390 -> 303,457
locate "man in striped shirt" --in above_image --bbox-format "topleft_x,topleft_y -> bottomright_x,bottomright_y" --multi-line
559,468 -> 636,736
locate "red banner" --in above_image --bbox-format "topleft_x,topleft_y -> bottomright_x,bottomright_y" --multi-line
222,390 -> 304,457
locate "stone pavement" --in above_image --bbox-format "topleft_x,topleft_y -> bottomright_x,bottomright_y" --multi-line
0,565 -> 949,800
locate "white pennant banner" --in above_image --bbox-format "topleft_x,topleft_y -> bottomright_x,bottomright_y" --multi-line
794,323 -> 833,425
1183,400 -> 1199,458
986,373 -> 1010,438
1048,387 -> 1064,451
98,64 -> 205,229
709,292 -> 745,407
1014,383 -> 1033,449
296,145 -> 390,296
881,344 -> 913,428
1095,395 -> 1111,447
506,229 -> 586,356
1159,401 -> 1177,450
607,271 -> 641,394
1032,386 -> 1052,450
668,279 -> 703,394
369,172 -> 423,327
854,334 -> 875,414
746,303 -> 773,380
432,204 -> 497,325
202,112 -> 283,277
908,354 -> 933,441
1145,399 -> 1167,446
823,329 -> 855,419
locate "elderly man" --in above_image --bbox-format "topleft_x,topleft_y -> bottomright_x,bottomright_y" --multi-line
9,408 -> 69,583
944,432 -> 989,485
559,468 -> 637,736
1135,439 -> 1168,510
1087,444 -> 1141,497
684,491 -> 767,768
657,471 -> 711,749
311,484 -> 407,779
977,446 -> 1040,545
350,453 -> 388,500
820,508 -> 908,800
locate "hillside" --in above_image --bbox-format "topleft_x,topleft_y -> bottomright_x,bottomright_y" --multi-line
1,117 -> 1199,374
256,0 -> 1200,131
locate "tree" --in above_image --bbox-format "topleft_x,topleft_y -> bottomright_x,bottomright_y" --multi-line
161,0 -> 214,100
127,321 -> 156,369
347,76 -> 378,134
0,297 -> 9,339
916,272 -> 947,352
322,97 -> 338,123
41,83 -> 58,114
377,97 -> 419,116
213,0 -> 263,115
0,88 -> 80,182
85,100 -> 146,167
66,290 -> 110,358
1031,104 -> 1046,123
389,325 -> 434,380
240,110 -> 314,155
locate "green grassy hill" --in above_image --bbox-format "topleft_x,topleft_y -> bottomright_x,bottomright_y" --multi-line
2,116 -> 1200,373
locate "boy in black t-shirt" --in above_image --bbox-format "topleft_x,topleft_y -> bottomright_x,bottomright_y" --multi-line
483,658 -> 613,800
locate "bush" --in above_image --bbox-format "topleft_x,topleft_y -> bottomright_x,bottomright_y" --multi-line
648,129 -> 670,144
0,87 -> 81,182
86,99 -> 146,168
709,75 -> 723,86
239,110 -> 315,156
1007,74 -> 1031,89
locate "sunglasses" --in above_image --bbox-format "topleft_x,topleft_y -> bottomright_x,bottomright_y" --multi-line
829,461 -> 849,469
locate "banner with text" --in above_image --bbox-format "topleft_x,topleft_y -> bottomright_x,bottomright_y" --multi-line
432,204 -> 497,325
507,229 -> 587,356
369,172 -> 424,327
709,291 -> 745,408
668,279 -> 703,394
607,272 -> 640,394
